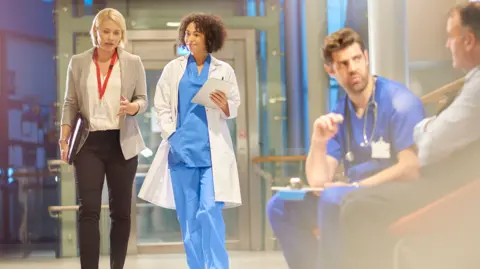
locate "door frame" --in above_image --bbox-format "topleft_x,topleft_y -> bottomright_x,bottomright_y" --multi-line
126,29 -> 260,254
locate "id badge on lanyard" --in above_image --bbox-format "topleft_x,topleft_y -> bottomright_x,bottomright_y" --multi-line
93,48 -> 117,119
94,100 -> 108,119
371,137 -> 391,159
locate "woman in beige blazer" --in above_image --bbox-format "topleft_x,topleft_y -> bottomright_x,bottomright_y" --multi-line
58,8 -> 146,269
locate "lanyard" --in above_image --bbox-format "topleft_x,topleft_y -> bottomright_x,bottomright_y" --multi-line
93,48 -> 117,100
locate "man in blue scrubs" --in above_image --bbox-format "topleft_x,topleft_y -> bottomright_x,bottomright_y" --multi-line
267,28 -> 425,269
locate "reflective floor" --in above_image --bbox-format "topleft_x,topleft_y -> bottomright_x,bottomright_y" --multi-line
0,251 -> 288,269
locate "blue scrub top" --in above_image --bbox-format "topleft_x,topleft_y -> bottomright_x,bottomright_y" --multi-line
168,54 -> 212,168
327,76 -> 425,182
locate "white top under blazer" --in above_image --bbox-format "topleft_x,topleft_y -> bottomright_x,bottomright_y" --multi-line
86,61 -> 122,131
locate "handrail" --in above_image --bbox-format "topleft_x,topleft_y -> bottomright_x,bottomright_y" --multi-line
251,77 -> 466,163
47,204 -> 109,218
420,77 -> 464,104
11,171 -> 57,177
47,203 -> 159,218
251,155 -> 306,163
48,205 -> 109,212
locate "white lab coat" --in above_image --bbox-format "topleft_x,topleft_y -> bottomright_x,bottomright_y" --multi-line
138,55 -> 242,209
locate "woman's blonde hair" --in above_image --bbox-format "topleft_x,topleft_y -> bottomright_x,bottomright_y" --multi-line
90,8 -> 127,48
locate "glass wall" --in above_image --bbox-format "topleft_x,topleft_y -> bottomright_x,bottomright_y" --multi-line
0,0 -> 58,258
2,0 -> 413,260
0,0 -> 287,259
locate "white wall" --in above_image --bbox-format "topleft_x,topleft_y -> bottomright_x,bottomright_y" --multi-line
407,0 -> 455,63
407,0 -> 468,97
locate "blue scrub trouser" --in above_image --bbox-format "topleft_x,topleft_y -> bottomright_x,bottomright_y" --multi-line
317,186 -> 360,269
267,186 -> 360,269
267,193 -> 319,269
170,166 -> 228,269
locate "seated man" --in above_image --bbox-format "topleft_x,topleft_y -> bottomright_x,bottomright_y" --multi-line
266,28 -> 425,269
338,3 -> 480,269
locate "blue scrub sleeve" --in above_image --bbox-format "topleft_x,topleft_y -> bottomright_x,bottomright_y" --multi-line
327,133 -> 343,161
390,93 -> 426,154
326,102 -> 345,161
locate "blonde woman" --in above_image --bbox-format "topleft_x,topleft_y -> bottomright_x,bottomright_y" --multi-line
59,8 -> 146,269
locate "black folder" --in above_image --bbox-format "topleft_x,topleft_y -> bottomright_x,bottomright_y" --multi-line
67,114 -> 86,165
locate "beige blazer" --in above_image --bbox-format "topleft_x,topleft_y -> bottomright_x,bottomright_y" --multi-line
61,47 -> 147,160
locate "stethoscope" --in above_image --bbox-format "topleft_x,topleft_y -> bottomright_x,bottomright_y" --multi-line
344,84 -> 378,162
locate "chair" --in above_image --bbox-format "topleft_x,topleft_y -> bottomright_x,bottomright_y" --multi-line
388,179 -> 480,269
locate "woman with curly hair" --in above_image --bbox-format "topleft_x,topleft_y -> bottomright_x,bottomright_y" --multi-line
139,13 -> 241,269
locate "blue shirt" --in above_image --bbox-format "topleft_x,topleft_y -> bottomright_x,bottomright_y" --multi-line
327,76 -> 425,182
168,54 -> 212,168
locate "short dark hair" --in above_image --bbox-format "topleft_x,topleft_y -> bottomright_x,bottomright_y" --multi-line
450,2 -> 480,40
322,28 -> 366,65
178,13 -> 227,53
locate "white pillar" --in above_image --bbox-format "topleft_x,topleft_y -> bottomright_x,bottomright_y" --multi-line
305,0 -> 329,130
367,0 -> 409,85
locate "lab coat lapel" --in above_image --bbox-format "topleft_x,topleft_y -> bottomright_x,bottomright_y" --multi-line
209,55 -> 221,76
179,54 -> 188,71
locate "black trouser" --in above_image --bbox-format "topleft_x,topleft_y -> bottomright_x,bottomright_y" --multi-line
339,168 -> 480,269
73,130 -> 138,269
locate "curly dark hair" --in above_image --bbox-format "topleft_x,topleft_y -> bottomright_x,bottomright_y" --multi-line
178,13 -> 227,53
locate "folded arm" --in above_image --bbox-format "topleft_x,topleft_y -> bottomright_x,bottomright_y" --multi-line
415,75 -> 480,166
359,147 -> 420,186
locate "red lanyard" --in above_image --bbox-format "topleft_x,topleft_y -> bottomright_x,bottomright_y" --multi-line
93,48 -> 118,100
